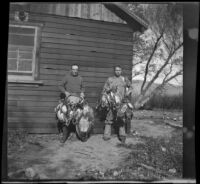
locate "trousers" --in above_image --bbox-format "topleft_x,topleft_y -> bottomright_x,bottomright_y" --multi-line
103,109 -> 126,140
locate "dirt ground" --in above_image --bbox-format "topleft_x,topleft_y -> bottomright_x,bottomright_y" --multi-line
7,110 -> 183,181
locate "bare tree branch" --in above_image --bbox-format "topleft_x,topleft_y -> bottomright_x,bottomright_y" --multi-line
140,30 -> 165,93
162,62 -> 173,83
153,70 -> 182,96
129,4 -> 183,109
162,37 -> 171,53
132,70 -> 144,78
142,41 -> 183,95
132,60 -> 144,67
164,70 -> 183,83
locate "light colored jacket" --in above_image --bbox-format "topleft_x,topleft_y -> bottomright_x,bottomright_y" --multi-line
102,76 -> 132,100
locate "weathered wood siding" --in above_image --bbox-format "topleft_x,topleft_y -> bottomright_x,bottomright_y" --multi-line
10,3 -> 126,24
8,11 -> 133,133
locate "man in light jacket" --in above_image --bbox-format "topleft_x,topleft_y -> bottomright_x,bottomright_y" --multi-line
101,65 -> 132,143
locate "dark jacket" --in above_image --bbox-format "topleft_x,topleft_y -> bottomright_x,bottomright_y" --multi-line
59,72 -> 84,97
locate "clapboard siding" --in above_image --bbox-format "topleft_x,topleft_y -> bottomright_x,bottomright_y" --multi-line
40,64 -> 130,74
40,58 -> 132,70
28,9 -> 128,30
8,111 -> 56,118
44,22 -> 132,38
28,14 -> 132,42
8,106 -> 62,112
41,39 -> 132,53
41,37 -> 132,51
8,127 -> 58,134
7,91 -> 102,100
40,48 -> 132,62
39,69 -> 122,78
40,55 -> 132,69
7,84 -> 105,92
42,32 -> 132,46
40,43 -> 132,56
8,10 -> 133,133
42,27 -> 131,42
39,75 -> 106,83
40,47 -> 131,60
28,3 -> 126,24
41,44 -> 132,56
9,12 -> 131,38
7,94 -> 100,103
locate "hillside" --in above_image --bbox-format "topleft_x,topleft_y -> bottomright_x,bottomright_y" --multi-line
131,80 -> 183,96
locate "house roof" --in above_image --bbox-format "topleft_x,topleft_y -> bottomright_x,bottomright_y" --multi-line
103,2 -> 148,32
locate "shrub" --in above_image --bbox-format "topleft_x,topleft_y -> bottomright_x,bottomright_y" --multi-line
142,94 -> 183,110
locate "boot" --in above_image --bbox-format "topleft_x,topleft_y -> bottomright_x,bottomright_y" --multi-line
103,124 -> 111,141
60,125 -> 70,143
119,126 -> 126,143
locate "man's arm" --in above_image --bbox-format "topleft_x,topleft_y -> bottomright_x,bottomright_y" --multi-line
80,76 -> 85,98
102,78 -> 111,95
125,76 -> 132,96
125,76 -> 131,87
58,75 -> 70,96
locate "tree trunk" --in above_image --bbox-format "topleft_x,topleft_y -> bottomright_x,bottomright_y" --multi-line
133,85 -> 164,109
134,94 -> 150,109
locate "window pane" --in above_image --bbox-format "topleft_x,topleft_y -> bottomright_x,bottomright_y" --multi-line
8,51 -> 17,58
8,59 -> 17,70
8,34 -> 34,46
18,60 -> 32,71
19,51 -> 33,59
9,26 -> 35,35
8,25 -> 37,78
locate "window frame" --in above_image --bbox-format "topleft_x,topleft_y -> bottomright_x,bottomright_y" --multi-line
7,21 -> 43,85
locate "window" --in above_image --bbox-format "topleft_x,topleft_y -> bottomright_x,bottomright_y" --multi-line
7,24 -> 40,82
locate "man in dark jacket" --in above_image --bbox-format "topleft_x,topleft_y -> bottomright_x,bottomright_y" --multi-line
101,65 -> 132,143
58,64 -> 85,143
59,64 -> 85,99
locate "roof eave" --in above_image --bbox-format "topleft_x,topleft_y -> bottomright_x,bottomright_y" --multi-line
103,2 -> 148,33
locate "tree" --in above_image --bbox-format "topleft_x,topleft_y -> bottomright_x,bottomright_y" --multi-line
126,3 -> 183,109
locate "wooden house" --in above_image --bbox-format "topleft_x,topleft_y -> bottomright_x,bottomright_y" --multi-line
7,2 -> 148,133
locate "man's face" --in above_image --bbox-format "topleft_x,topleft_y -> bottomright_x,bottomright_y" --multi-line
71,65 -> 79,76
114,67 -> 122,77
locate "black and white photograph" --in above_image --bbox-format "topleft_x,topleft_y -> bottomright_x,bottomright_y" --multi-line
3,2 -> 197,183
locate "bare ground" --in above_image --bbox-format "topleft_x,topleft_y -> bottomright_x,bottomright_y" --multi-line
7,110 -> 183,181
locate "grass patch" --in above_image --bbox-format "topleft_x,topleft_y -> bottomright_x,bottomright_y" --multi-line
8,128 -> 29,151
80,129 -> 182,181
121,129 -> 182,180
144,94 -> 183,110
